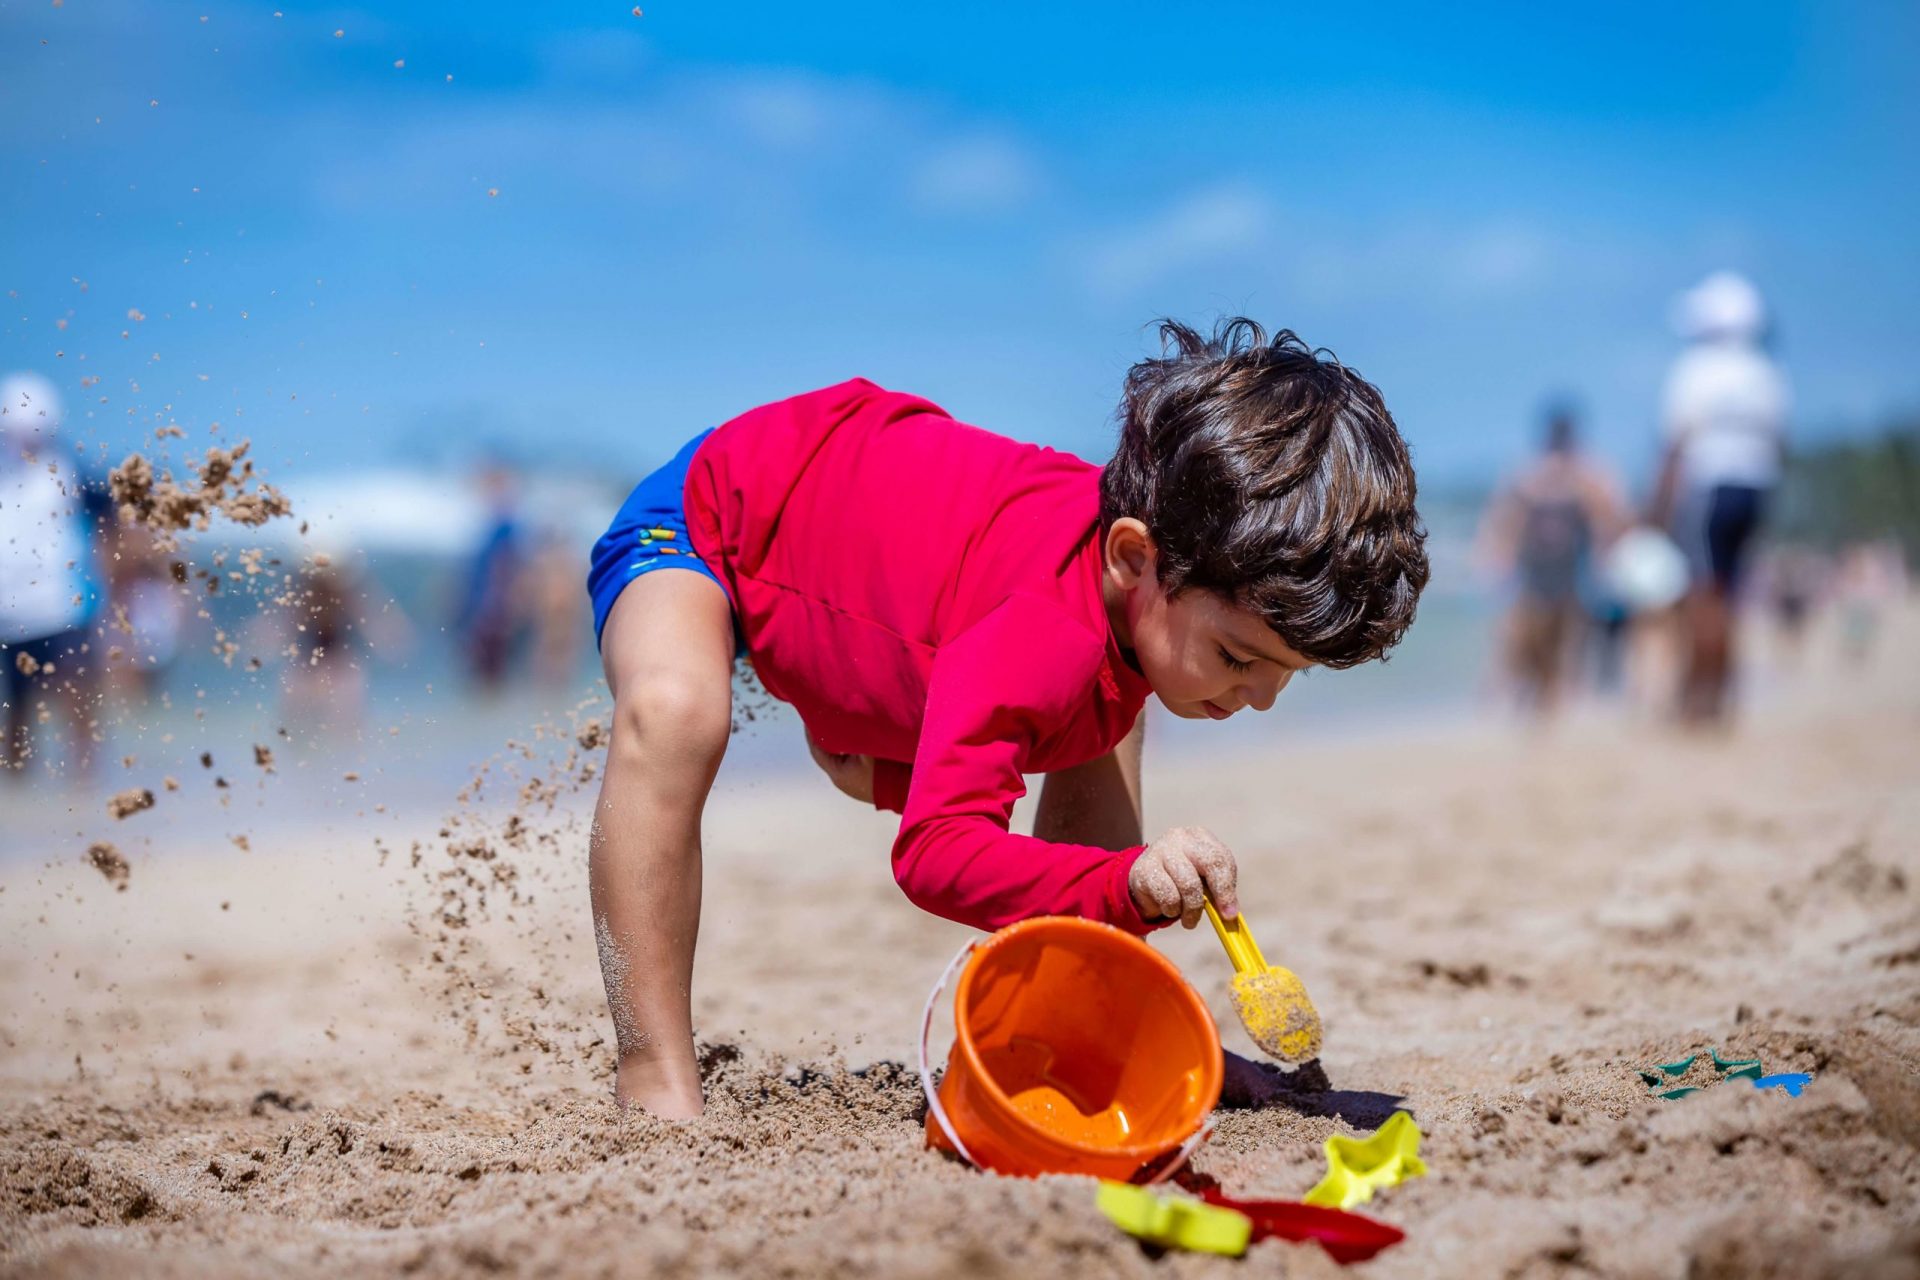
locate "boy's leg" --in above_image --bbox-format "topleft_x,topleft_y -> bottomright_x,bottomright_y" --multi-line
590,570 -> 735,1117
1033,716 -> 1144,850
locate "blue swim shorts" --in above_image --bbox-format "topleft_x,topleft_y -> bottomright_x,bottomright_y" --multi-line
587,428 -> 741,654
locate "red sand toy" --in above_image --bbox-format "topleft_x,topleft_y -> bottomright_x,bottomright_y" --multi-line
1199,1189 -> 1406,1264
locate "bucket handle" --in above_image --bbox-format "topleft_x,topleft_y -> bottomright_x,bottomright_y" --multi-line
1141,1115 -> 1215,1185
919,936 -> 981,1168
917,933 -> 1218,1183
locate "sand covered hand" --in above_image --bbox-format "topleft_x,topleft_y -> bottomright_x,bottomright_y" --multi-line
1129,825 -> 1239,928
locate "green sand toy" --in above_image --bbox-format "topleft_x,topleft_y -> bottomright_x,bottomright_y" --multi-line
1096,1182 -> 1252,1256
1303,1111 -> 1428,1210
1638,1048 -> 1763,1100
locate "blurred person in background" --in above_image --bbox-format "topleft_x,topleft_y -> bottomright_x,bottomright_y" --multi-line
270,550 -> 415,738
1600,524 -> 1692,719
0,372 -> 113,782
1834,539 -> 1907,666
100,517 -> 187,704
526,525 -> 586,689
457,460 -> 525,693
1651,272 -> 1789,725
1477,402 -> 1625,717
1759,543 -> 1825,669
1585,585 -> 1634,697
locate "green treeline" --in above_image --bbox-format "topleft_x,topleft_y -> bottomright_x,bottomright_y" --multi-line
1775,423 -> 1920,555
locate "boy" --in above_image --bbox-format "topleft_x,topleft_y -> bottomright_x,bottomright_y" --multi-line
586,320 -> 1428,1116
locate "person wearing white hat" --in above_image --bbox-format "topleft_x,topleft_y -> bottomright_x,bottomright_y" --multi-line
1,372 -> 112,779
1650,272 -> 1790,724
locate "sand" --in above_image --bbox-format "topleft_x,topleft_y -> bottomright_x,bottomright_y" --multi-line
1228,966 -> 1322,1065
107,442 -> 292,552
102,790 -> 154,822
80,845 -> 128,893
3,632 -> 1918,1277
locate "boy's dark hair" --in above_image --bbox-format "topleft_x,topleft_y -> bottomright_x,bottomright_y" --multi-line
1100,318 -> 1429,669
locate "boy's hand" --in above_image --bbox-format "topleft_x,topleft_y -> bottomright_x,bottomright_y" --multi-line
1129,825 -> 1239,928
807,735 -> 875,804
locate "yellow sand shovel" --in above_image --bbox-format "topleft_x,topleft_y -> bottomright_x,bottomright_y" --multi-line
1204,898 -> 1323,1065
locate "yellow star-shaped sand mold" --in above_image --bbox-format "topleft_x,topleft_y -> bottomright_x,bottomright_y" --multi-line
1303,1110 -> 1427,1210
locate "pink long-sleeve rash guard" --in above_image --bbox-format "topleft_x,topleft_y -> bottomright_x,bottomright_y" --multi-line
680,378 -> 1160,934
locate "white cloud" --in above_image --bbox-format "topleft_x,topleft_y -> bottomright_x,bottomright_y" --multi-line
1079,184 -> 1277,299
307,71 -> 907,215
909,135 -> 1042,216
1445,222 -> 1553,296
1286,220 -> 1560,308
308,67 -> 1054,236
711,72 -> 904,154
722,78 -> 839,150
310,104 -> 698,213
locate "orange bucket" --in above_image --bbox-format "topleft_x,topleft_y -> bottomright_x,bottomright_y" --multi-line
919,916 -> 1223,1182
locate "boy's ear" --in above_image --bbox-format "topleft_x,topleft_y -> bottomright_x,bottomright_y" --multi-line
1103,517 -> 1155,590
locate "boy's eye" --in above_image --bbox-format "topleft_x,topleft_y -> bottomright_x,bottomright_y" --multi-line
1217,645 -> 1253,673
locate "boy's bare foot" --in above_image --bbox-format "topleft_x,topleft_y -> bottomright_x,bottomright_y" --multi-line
615,1056 -> 705,1119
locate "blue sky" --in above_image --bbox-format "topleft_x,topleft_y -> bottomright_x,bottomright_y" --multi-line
3,1 -> 1915,493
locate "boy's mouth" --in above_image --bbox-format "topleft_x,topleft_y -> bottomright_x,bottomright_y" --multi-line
1202,700 -> 1234,720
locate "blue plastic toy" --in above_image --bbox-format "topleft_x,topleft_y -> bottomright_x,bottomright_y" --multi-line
1751,1072 -> 1812,1097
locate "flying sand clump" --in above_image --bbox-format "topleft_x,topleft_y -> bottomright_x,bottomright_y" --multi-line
109,442 -> 292,551
106,788 -> 155,821
64,435 -> 298,884
85,842 -> 130,891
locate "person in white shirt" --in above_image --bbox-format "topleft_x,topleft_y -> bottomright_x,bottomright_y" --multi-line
1,372 -> 109,780
1650,272 -> 1790,724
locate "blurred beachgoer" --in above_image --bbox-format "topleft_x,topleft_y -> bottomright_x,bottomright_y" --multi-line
1762,544 -> 1824,668
526,527 -> 585,689
1834,539 -> 1906,666
1586,593 -> 1631,695
0,372 -> 111,782
1477,405 -> 1625,716
1601,525 -> 1691,719
457,462 -> 524,692
272,552 -> 414,737
1650,272 -> 1790,725
101,517 -> 187,704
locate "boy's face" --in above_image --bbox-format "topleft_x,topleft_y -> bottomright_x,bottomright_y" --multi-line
1102,519 -> 1315,720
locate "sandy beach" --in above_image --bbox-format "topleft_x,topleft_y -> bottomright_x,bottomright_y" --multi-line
6,2 -> 1916,1273
2,612 -> 1917,1279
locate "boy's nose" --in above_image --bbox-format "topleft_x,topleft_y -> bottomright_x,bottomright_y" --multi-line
1244,668 -> 1292,713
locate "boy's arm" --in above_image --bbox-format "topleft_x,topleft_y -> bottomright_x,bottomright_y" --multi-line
1033,715 -> 1143,850
875,718 -> 1144,833
889,595 -> 1159,935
